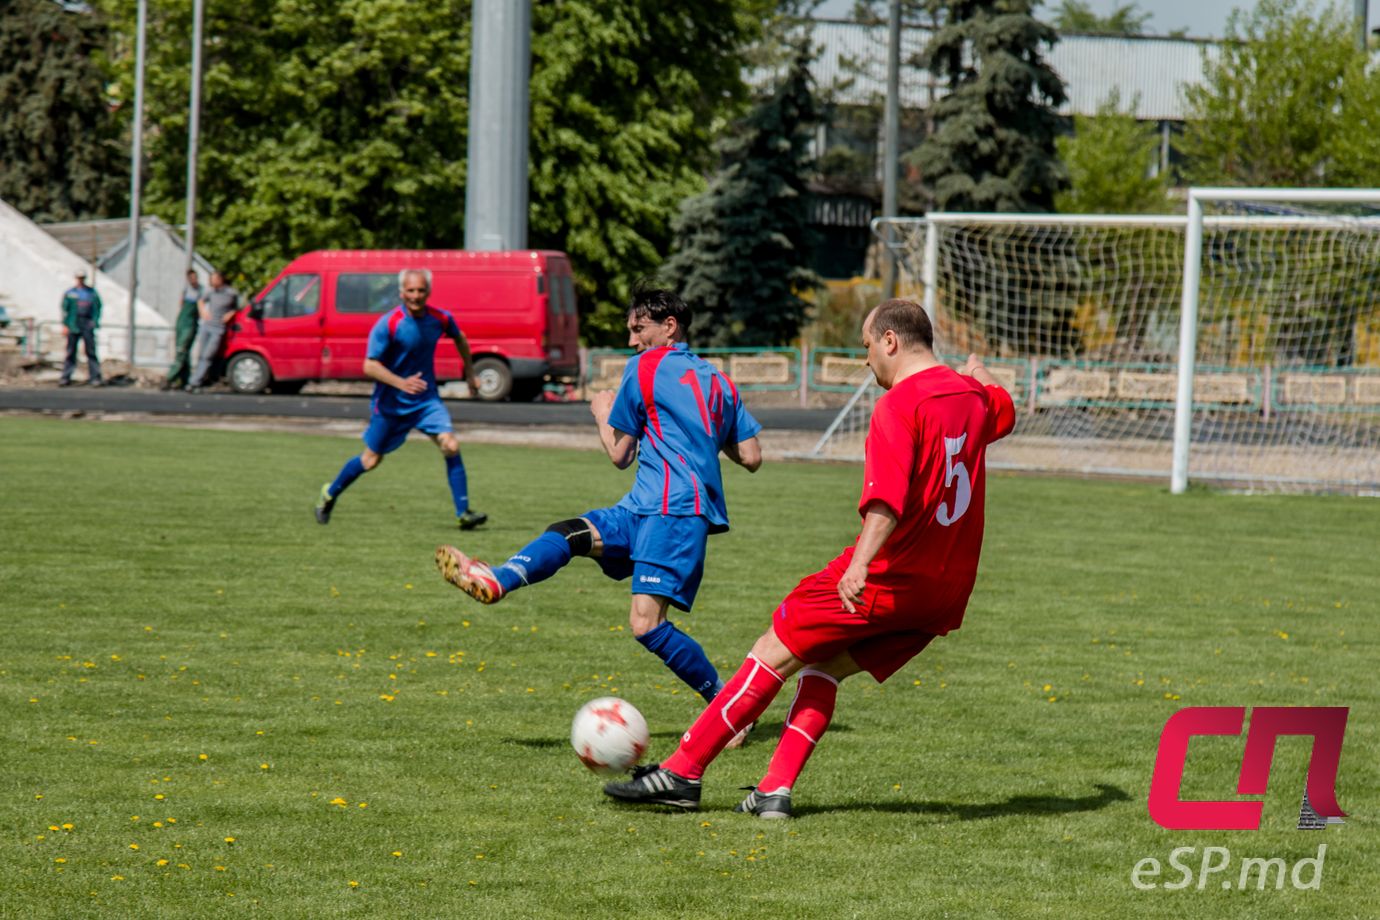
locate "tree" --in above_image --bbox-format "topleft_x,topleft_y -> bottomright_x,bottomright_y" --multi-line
1179,0 -> 1356,186
95,0 -> 770,346
911,0 -> 1068,212
1051,1 -> 1150,35
1055,90 -> 1168,213
0,0 -> 127,221
663,45 -> 822,347
526,0 -> 771,343
1331,58 -> 1380,186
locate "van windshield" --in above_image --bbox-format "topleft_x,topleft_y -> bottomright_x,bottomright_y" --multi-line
337,274 -> 401,313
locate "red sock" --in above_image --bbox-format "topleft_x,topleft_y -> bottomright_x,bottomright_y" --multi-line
662,654 -> 785,780
757,669 -> 838,793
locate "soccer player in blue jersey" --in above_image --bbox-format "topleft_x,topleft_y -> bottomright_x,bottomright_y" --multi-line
435,286 -> 763,707
314,269 -> 488,530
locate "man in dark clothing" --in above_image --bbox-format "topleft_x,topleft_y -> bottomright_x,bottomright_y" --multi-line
58,271 -> 103,387
163,269 -> 202,390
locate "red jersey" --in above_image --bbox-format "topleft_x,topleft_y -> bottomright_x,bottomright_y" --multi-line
841,365 -> 1015,633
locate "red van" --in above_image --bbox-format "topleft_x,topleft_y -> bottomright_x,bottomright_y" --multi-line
221,250 -> 580,401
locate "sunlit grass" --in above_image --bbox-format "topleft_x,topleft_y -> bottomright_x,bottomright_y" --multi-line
0,416 -> 1374,918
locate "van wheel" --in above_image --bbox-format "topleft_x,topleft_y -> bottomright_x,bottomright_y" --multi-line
227,353 -> 271,394
472,357 -> 513,401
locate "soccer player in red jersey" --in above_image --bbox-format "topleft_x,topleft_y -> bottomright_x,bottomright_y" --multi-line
604,298 -> 1016,815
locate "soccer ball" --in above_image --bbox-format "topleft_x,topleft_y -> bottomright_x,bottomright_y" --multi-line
570,697 -> 649,776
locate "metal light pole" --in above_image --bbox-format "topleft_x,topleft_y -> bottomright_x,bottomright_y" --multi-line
881,0 -> 901,298
184,0 -> 205,276
1356,0 -> 1368,51
464,0 -> 531,250
125,0 -> 148,365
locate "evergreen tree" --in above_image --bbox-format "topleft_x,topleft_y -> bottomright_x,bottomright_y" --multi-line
1055,90 -> 1168,214
663,45 -> 822,347
911,0 -> 1068,212
0,0 -> 127,221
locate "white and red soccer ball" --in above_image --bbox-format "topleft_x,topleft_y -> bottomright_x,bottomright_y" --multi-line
570,697 -> 649,775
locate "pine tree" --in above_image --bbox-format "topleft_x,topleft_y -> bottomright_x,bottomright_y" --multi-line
911,0 -> 1068,212
0,0 -> 127,220
663,45 -> 822,347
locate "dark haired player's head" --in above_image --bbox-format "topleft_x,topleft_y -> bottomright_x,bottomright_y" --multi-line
626,283 -> 691,351
628,285 -> 691,331
868,298 -> 934,352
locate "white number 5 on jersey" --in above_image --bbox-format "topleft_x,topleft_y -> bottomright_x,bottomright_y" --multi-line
936,433 -> 972,526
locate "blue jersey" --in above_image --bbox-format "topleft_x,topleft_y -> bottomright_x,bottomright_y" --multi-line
606,342 -> 762,533
366,304 -> 460,414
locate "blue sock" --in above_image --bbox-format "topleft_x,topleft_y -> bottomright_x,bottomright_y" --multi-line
444,453 -> 469,515
492,531 -> 572,594
636,621 -> 721,702
328,456 -> 367,499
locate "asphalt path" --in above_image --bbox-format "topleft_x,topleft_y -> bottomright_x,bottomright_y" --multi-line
0,385 -> 837,431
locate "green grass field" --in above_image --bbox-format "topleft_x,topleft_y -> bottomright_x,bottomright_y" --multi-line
1,415 -> 1375,918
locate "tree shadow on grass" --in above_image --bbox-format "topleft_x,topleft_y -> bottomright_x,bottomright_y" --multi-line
793,783 -> 1131,820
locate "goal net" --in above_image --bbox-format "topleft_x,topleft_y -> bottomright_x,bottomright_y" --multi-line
805,192 -> 1380,495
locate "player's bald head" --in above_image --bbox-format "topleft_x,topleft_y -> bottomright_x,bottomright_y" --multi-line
866,299 -> 933,352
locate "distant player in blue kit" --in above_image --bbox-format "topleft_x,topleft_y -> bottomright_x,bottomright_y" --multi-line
315,269 -> 488,530
435,285 -> 763,709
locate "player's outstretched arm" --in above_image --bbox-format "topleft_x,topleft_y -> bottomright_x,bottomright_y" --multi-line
450,330 -> 480,395
590,390 -> 637,469
963,353 -> 998,388
721,437 -> 762,473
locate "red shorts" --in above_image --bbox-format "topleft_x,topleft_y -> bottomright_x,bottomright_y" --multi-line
771,561 -> 952,683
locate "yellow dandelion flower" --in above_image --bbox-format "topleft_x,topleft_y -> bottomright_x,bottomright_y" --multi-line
260,763 -> 270,770
156,859 -> 169,867
214,865 -> 226,872
110,875 -> 124,881
348,880 -> 360,888
357,802 -> 368,808
128,843 -> 139,850
54,858 -> 66,864
224,837 -> 236,844
198,754 -> 208,761
391,851 -> 403,858
329,797 -> 347,807
61,823 -> 74,831
154,794 -> 165,801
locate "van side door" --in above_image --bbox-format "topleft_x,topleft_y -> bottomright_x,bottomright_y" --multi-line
324,272 -> 400,379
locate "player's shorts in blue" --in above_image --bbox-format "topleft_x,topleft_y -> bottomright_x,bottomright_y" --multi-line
582,506 -> 710,611
362,397 -> 453,455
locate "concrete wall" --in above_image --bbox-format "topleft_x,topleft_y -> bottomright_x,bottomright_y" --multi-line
0,197 -> 172,368
99,219 -> 217,327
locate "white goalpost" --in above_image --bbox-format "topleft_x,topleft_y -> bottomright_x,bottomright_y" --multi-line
804,189 -> 1380,496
